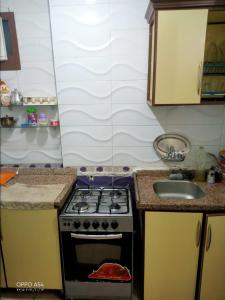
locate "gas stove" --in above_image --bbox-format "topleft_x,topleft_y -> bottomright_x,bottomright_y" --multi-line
60,186 -> 133,232
59,183 -> 134,300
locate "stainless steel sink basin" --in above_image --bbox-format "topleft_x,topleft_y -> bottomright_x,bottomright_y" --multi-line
153,180 -> 205,200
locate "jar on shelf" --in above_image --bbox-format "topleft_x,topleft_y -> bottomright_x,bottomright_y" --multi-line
10,88 -> 23,105
38,112 -> 49,126
26,107 -> 38,126
0,80 -> 11,106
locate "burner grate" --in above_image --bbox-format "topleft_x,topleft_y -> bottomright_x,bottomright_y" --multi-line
65,187 -> 129,215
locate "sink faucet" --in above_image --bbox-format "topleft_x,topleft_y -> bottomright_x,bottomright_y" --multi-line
168,169 -> 194,181
163,146 -> 185,162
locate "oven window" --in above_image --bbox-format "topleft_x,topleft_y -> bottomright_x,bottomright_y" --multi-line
75,244 -> 121,265
61,232 -> 132,282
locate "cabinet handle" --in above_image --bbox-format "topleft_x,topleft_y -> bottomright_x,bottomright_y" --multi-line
197,62 -> 203,96
0,223 -> 2,241
205,224 -> 211,251
195,220 -> 201,247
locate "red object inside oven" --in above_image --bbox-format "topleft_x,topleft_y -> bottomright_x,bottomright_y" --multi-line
88,263 -> 132,281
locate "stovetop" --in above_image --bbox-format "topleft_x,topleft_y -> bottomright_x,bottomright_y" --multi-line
65,187 -> 130,215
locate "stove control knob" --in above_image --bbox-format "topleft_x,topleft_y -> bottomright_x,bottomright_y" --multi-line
92,221 -> 99,229
111,221 -> 119,229
102,221 -> 109,230
83,221 -> 90,229
73,221 -> 81,229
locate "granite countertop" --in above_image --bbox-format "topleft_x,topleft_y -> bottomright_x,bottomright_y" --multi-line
134,170 -> 225,212
0,167 -> 77,210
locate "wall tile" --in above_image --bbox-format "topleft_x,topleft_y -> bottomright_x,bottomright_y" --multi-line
18,38 -> 53,63
55,57 -> 111,82
166,106 -> 225,125
111,55 -> 147,80
110,0 -> 148,30
63,147 -> 113,166
113,125 -> 165,147
57,81 -> 111,104
15,13 -> 51,39
111,29 -> 148,57
113,147 -> 163,166
166,124 -> 222,146
59,104 -> 112,126
61,126 -> 112,147
18,61 -> 55,85
19,82 -> 56,97
1,149 -> 62,164
0,0 -> 49,13
111,80 -> 147,104
112,104 -> 167,126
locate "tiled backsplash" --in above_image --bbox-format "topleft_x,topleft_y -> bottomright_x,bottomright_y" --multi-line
49,0 -> 225,167
1,0 -> 224,167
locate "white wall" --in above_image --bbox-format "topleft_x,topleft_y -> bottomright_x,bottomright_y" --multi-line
49,0 -> 225,167
0,0 -> 62,165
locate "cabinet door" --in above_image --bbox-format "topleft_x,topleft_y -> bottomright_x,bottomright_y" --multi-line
0,245 -> 6,287
154,9 -> 208,105
1,209 -> 62,289
144,211 -> 203,300
200,215 -> 225,300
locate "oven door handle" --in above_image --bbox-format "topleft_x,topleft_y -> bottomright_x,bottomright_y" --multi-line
70,233 -> 123,240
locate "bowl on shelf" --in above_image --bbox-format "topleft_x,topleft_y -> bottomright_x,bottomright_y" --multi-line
0,115 -> 17,127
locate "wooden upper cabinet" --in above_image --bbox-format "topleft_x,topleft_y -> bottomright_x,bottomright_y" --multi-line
148,9 -> 208,105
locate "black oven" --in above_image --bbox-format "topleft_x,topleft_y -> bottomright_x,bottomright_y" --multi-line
61,231 -> 132,282
61,231 -> 133,299
59,184 -> 134,300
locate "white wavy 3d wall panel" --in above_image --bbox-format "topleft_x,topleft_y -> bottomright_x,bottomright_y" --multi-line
0,0 -> 62,164
49,0 -> 225,167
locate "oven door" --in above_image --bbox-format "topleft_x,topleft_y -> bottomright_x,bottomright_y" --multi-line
61,231 -> 132,283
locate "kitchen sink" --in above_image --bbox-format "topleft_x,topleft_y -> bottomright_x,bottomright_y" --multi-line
153,180 -> 205,200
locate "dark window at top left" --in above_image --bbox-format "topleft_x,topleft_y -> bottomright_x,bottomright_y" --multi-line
0,12 -> 21,71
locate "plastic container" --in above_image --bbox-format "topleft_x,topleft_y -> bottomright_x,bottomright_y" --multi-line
38,112 -> 48,126
26,107 -> 38,126
194,146 -> 208,182
207,167 -> 215,184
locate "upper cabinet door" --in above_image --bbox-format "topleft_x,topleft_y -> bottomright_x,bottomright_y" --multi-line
200,214 -> 225,300
154,9 -> 208,105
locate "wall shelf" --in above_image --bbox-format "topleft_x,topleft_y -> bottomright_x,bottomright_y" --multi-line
0,104 -> 57,107
0,125 -> 59,129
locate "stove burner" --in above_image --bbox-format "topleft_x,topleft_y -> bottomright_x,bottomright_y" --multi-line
110,203 -> 121,211
110,190 -> 122,197
82,190 -> 90,195
73,202 -> 89,212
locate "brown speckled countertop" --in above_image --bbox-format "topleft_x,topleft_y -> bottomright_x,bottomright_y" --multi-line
0,167 -> 77,210
134,170 -> 225,212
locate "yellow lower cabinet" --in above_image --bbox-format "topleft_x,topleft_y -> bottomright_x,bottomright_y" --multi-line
200,215 -> 225,300
0,246 -> 6,287
144,211 -> 203,300
1,209 -> 62,290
